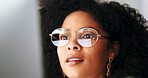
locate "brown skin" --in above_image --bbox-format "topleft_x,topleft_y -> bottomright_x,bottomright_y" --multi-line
57,11 -> 119,78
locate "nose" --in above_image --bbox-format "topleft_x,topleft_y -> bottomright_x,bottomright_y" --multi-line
67,39 -> 81,51
68,46 -> 79,50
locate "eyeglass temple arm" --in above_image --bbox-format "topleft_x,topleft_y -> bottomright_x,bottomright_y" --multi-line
98,35 -> 110,40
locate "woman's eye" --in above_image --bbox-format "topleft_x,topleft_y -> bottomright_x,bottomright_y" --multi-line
82,34 -> 95,39
60,35 -> 68,40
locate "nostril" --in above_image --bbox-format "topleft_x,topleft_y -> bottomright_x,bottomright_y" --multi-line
68,46 -> 79,50
74,47 -> 78,49
68,47 -> 71,50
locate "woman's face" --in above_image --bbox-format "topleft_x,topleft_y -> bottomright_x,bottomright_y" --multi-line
57,11 -> 113,78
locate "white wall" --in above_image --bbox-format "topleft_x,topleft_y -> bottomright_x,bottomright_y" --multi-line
140,0 -> 148,20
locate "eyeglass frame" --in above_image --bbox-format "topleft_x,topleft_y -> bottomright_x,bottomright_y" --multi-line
49,27 -> 110,47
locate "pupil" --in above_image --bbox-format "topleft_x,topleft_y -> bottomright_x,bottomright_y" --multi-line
85,34 -> 92,38
86,35 -> 90,38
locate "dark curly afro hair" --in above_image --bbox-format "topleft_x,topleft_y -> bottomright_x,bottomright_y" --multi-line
40,0 -> 148,78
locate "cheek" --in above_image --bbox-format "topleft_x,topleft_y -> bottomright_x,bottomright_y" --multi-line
84,41 -> 109,72
57,47 -> 67,71
91,43 -> 109,59
89,48 -> 108,66
57,47 -> 64,62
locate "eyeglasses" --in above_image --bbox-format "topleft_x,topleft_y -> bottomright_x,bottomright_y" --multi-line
49,27 -> 110,47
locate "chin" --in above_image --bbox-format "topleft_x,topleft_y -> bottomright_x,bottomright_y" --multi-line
65,70 -> 88,78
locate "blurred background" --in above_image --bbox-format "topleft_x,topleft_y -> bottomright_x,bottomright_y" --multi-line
99,0 -> 148,20
0,0 -> 43,78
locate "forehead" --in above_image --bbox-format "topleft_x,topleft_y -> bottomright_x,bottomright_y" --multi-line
61,11 -> 107,35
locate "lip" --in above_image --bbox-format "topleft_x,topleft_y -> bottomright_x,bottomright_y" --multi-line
66,55 -> 84,65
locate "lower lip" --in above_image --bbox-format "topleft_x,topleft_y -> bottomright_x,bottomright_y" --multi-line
67,60 -> 83,65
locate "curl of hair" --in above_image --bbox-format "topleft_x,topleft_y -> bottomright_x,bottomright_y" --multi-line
40,0 -> 148,78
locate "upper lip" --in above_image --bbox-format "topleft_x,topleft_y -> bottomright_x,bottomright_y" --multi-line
66,55 -> 84,62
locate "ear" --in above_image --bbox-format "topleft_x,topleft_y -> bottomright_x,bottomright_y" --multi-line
109,41 -> 120,58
